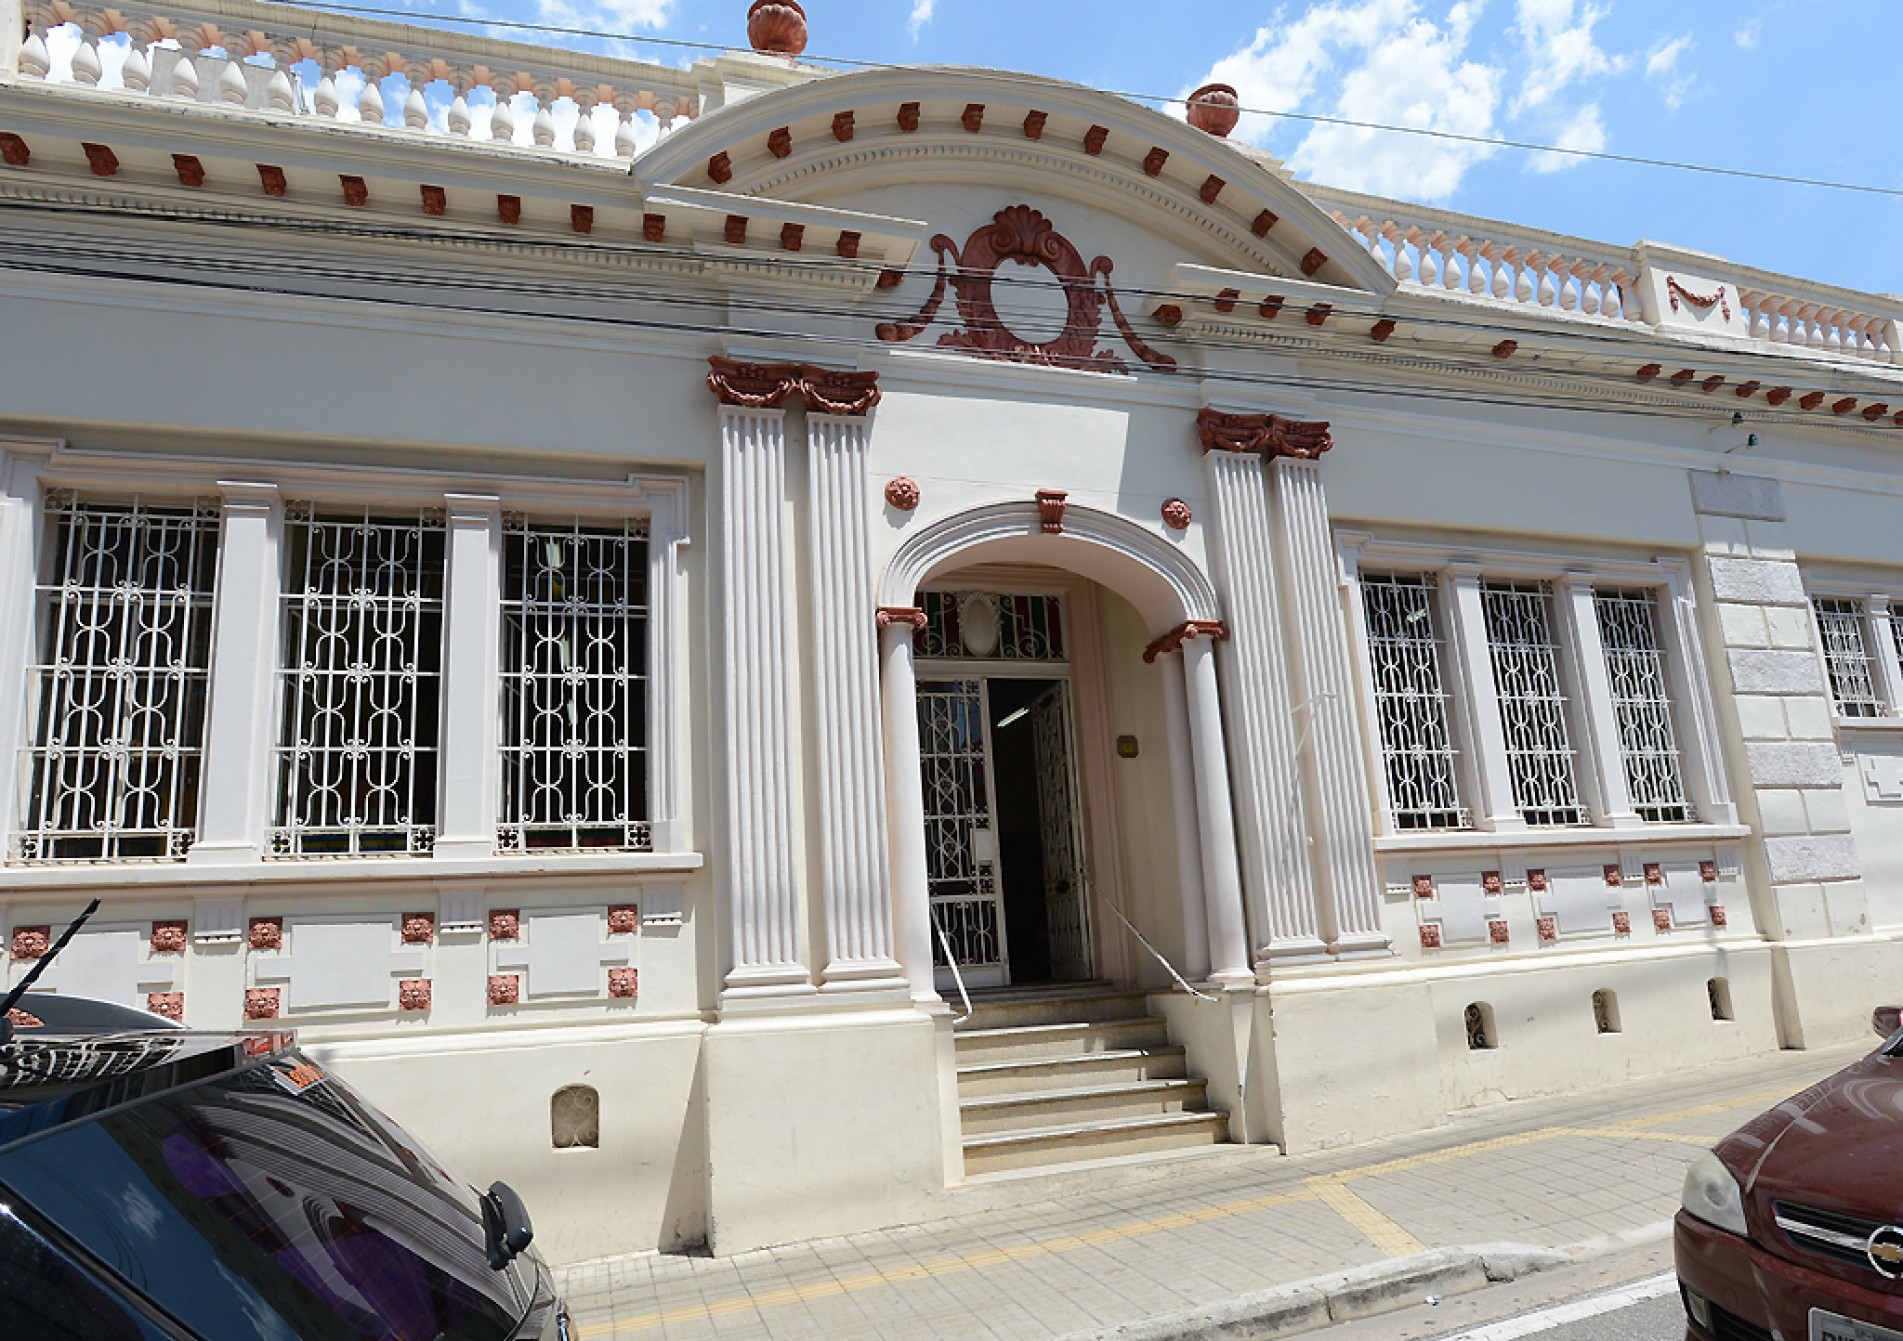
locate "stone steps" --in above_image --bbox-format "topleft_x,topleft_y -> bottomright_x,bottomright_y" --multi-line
955,1045 -> 1191,1097
957,1077 -> 1211,1135
952,985 -> 1226,1177
961,1110 -> 1232,1176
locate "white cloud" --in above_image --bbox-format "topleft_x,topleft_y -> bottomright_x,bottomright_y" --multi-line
1527,101 -> 1605,172
1511,0 -> 1623,114
1195,0 -> 1503,200
1646,34 -> 1694,108
907,0 -> 935,40
1647,34 -> 1690,76
534,0 -> 672,33
1734,20 -> 1760,49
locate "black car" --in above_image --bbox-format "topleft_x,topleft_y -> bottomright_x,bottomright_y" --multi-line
0,994 -> 565,1340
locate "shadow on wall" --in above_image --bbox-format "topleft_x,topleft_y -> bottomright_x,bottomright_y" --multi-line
662,1045 -> 709,1252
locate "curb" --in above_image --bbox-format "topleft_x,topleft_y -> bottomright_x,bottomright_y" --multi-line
1056,1224 -> 1673,1340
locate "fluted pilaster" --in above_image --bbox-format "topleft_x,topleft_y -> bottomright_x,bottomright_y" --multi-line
1268,458 -> 1386,952
805,406 -> 906,992
713,384 -> 811,996
1202,448 -> 1321,960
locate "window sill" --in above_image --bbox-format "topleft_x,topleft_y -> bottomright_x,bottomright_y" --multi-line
1833,714 -> 1903,733
1373,823 -> 1751,855
0,850 -> 705,890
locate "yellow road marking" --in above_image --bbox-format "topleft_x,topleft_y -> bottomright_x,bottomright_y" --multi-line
574,1082 -> 1806,1335
1592,1087 -> 1794,1133
575,1189 -> 1322,1337
1306,1176 -> 1427,1257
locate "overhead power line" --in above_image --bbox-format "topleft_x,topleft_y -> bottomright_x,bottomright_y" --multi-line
280,0 -> 1903,201
2,198 -> 1892,435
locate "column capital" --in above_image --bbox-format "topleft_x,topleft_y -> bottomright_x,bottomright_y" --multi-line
707,356 -> 801,409
876,605 -> 927,630
1195,406 -> 1333,459
707,358 -> 882,416
1143,618 -> 1230,663
801,366 -> 882,417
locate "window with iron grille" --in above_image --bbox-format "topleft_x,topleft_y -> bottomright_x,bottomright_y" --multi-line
915,590 -> 1065,661
498,519 -> 650,852
16,495 -> 218,862
1594,589 -> 1692,822
273,507 -> 444,857
1814,597 -> 1886,717
1360,573 -> 1468,829
1482,581 -> 1586,826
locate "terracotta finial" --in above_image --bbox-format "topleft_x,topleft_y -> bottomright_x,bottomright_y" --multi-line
747,0 -> 807,55
1186,84 -> 1241,138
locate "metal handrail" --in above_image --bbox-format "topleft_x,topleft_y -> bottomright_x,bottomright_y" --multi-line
929,910 -> 974,1024
1097,893 -> 1218,1003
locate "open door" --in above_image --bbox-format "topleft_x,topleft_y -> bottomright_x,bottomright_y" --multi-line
1031,682 -> 1092,982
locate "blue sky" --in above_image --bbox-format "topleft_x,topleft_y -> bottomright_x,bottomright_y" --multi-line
375,1 -> 1902,295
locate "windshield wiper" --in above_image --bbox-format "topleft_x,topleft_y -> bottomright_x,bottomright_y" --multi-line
0,898 -> 101,1044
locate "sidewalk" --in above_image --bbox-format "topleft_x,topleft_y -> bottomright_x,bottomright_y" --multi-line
556,1042 -> 1865,1340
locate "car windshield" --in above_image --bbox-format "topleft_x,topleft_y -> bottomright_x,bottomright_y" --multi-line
0,1050 -> 525,1341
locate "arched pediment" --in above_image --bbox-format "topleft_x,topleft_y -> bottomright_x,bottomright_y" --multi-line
634,67 -> 1394,295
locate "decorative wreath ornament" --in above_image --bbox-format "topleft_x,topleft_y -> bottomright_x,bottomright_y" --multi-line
877,205 -> 1175,373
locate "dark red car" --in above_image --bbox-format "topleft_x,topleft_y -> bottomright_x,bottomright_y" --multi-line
1677,1008 -> 1903,1341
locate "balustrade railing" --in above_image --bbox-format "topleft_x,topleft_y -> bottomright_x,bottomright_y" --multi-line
1308,183 -> 1903,364
1736,287 -> 1894,361
1307,186 -> 1645,323
11,0 -> 704,157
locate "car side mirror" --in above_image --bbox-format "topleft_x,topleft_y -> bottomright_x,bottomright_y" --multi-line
1873,1006 -> 1902,1039
481,1180 -> 535,1270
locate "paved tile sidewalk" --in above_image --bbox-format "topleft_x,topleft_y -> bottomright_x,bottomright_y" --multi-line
557,1043 -> 1865,1340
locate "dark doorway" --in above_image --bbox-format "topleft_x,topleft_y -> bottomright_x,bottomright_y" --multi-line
989,678 -> 1061,983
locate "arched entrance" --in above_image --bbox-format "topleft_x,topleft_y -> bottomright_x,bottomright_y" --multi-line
876,502 -> 1252,1004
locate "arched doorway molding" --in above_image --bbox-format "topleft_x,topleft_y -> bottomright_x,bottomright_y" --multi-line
876,500 -> 1252,1009
878,501 -> 1222,636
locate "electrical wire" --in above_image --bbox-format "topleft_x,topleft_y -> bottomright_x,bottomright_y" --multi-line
0,193 -> 1866,374
276,0 -> 1903,202
1,197 -> 1889,434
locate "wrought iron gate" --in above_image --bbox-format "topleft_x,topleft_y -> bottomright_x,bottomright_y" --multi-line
916,678 -> 1008,988
1031,682 -> 1091,981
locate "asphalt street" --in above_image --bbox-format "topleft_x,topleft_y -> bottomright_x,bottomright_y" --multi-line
1308,1240 -> 1688,1340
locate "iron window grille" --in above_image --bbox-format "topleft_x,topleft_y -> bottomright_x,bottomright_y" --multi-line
272,506 -> 445,858
1360,573 -> 1468,829
497,519 -> 651,853
15,494 -> 218,862
1815,597 -> 1887,717
916,590 -> 1066,661
1482,581 -> 1587,826
1594,589 -> 1693,822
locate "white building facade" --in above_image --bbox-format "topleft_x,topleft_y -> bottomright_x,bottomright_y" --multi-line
3,0 -> 1902,1261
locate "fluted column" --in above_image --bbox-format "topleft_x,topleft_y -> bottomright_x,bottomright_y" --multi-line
803,375 -> 907,994
1268,457 -> 1387,953
190,482 -> 282,864
880,611 -> 940,1004
1158,652 -> 1211,983
1199,417 -> 1321,964
709,359 -> 811,998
